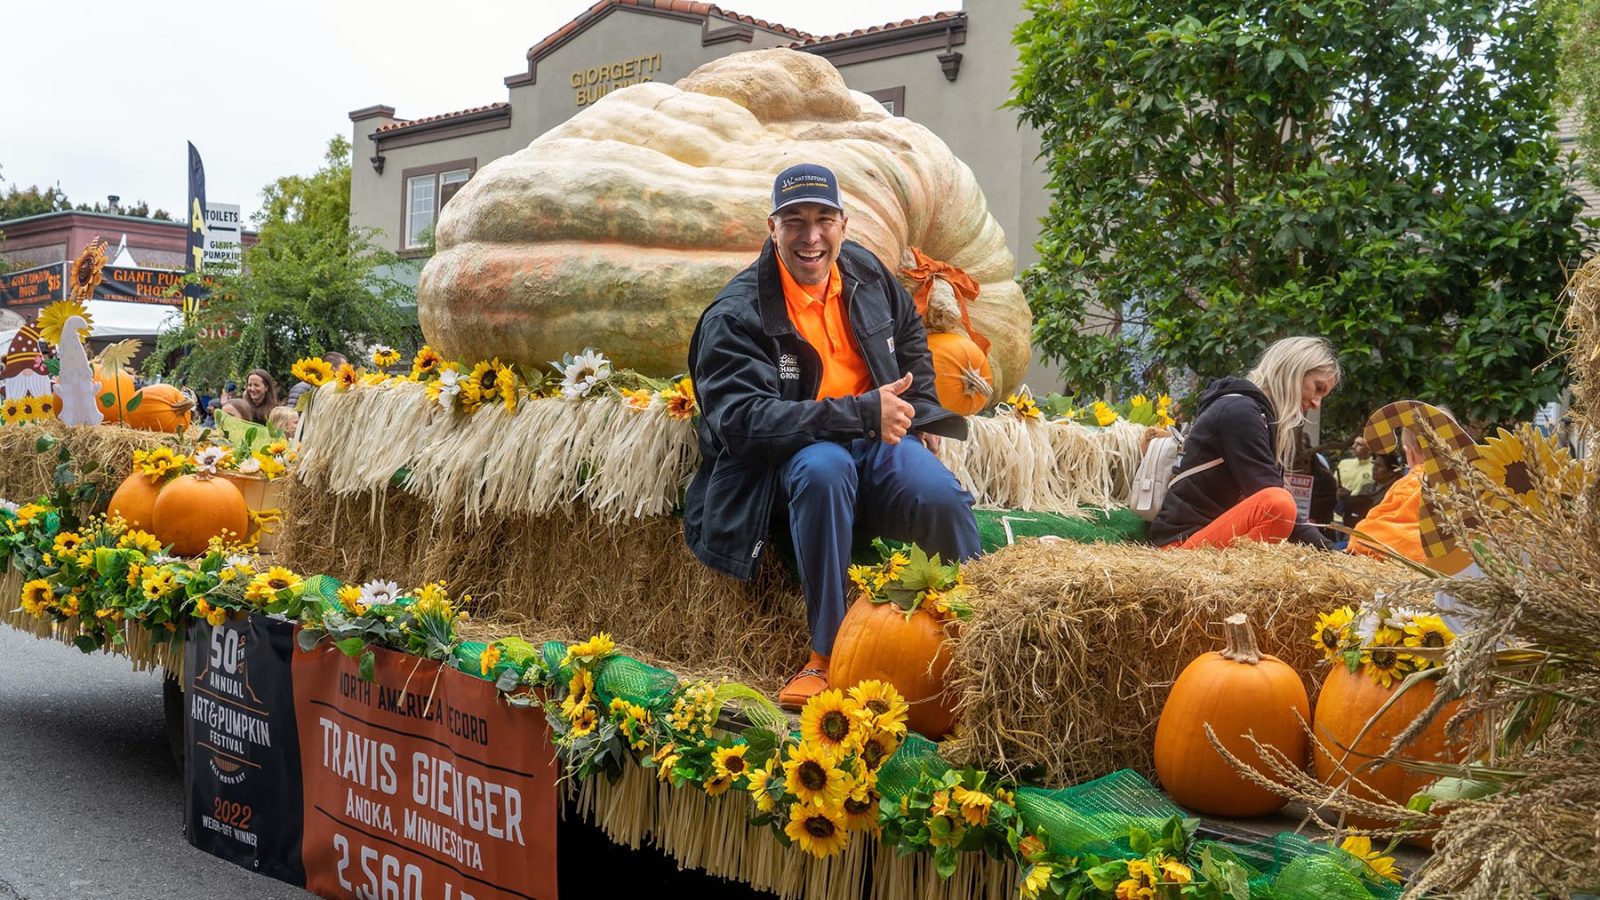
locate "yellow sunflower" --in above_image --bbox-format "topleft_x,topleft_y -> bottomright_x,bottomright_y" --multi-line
371,346 -> 401,368
703,774 -> 733,797
410,346 -> 444,380
783,741 -> 850,809
496,364 -> 518,414
1473,428 -> 1537,506
336,584 -> 368,616
800,689 -> 860,756
118,530 -> 163,554
661,376 -> 696,420
841,780 -> 880,832
333,363 -> 360,391
564,632 -> 616,664
244,566 -> 303,604
569,705 -> 599,737
52,532 -> 85,558
35,395 -> 56,418
68,239 -> 107,300
1340,835 -> 1402,883
478,644 -> 502,676
563,669 -> 595,718
951,784 -> 995,827
468,360 -> 502,404
2,399 -> 19,423
1362,626 -> 1411,688
19,578 -> 54,616
291,357 -> 334,387
1093,400 -> 1118,427
1006,391 -> 1041,419
710,744 -> 750,780
1158,857 -> 1193,884
58,591 -> 81,618
1311,606 -> 1356,661
844,679 -> 909,737
745,757 -> 780,812
650,742 -> 680,782
1403,614 -> 1454,651
784,803 -> 850,859
1019,863 -> 1054,900
855,731 -> 901,772
1116,858 -> 1159,900
18,398 -> 36,420
142,568 -> 178,599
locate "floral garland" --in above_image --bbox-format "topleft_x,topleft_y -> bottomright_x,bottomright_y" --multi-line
998,386 -> 1176,429
1,394 -> 61,425
1311,600 -> 1456,688
290,346 -> 699,421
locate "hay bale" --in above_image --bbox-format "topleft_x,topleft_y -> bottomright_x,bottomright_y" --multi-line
0,422 -> 177,504
941,540 -> 1408,785
273,479 -> 808,692
1566,256 -> 1600,424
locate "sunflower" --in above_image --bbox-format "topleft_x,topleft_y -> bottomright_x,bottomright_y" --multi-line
1340,835 -> 1402,883
1362,626 -> 1411,688
18,398 -> 36,419
68,239 -> 107,300
37,298 -> 93,346
951,784 -> 995,827
661,376 -> 697,420
841,780 -> 880,832
245,566 -> 303,604
564,632 -> 616,664
1093,400 -> 1118,427
881,551 -> 910,584
19,578 -> 54,616
496,364 -> 519,414
142,568 -> 178,599
845,679 -> 909,737
478,644 -> 502,676
1157,857 -> 1193,884
1006,391 -> 1040,419
52,532 -> 85,558
291,357 -> 334,387
1473,428 -> 1537,506
336,584 -> 369,616
745,757 -> 780,812
800,689 -> 860,756
194,598 -> 227,627
410,346 -> 444,380
784,804 -> 850,859
569,705 -> 599,737
334,363 -> 360,391
468,360 -> 502,404
2,399 -> 19,423
855,731 -> 901,772
57,592 -> 81,618
1019,863 -> 1054,900
619,388 -> 654,411
703,774 -> 733,797
650,742 -> 680,782
371,346 -> 401,368
1403,614 -> 1453,652
783,741 -> 850,809
1310,606 -> 1355,661
35,396 -> 56,417
563,669 -> 595,719
1116,858 -> 1159,900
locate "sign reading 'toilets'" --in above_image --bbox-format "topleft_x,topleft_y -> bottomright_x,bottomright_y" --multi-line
203,202 -> 244,275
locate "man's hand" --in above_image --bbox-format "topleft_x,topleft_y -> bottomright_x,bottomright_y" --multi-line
917,432 -> 942,455
877,372 -> 915,445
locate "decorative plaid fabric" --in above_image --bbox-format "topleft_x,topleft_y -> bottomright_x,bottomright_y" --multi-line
1362,400 -> 1478,563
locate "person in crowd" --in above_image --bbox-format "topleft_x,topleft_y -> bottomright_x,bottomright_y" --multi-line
1149,336 -> 1341,549
1349,434 -> 1429,563
266,404 -> 299,437
685,163 -> 978,710
235,369 -> 278,424
1295,431 -> 1339,541
1341,448 -> 1402,532
1336,435 -> 1375,496
286,352 -> 348,407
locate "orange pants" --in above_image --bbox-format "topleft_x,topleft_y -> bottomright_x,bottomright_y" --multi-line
1166,487 -> 1297,549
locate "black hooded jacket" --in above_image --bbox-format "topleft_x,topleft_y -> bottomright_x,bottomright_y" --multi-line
1148,377 -> 1330,549
683,239 -> 968,581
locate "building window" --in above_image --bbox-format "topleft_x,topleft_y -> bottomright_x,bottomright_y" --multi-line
867,87 -> 906,117
399,159 -> 477,251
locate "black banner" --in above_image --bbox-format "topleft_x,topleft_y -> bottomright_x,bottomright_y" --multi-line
184,142 -> 207,321
0,262 -> 66,308
184,614 -> 306,886
91,265 -> 185,306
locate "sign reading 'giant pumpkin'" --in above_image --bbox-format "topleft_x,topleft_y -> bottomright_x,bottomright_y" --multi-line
419,48 -> 1033,399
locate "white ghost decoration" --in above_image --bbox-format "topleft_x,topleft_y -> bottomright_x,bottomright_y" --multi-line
55,315 -> 103,426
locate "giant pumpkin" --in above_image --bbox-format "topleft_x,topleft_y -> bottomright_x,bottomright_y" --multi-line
1153,613 -> 1309,817
122,384 -> 194,433
94,365 -> 137,424
419,48 -> 1031,397
1313,664 -> 1467,829
828,597 -> 957,740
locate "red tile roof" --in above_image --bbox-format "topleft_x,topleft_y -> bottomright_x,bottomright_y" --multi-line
791,10 -> 962,47
527,1 -> 811,63
375,102 -> 511,134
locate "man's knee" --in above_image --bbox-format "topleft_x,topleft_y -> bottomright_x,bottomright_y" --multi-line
785,442 -> 857,499
1252,486 -> 1298,522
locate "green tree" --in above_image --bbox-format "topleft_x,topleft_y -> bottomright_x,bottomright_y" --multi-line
1014,0 -> 1592,436
146,136 -> 419,389
0,182 -> 72,220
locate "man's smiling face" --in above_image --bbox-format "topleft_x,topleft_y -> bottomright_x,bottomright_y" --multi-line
769,202 -> 847,285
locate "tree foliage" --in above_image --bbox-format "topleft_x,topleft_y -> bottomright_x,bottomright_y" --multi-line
1014,0 -> 1592,437
145,136 -> 419,390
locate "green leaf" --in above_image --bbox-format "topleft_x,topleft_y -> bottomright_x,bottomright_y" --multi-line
34,435 -> 58,453
1129,827 -> 1152,854
99,392 -> 117,407
73,634 -> 100,654
495,667 -> 523,693
359,649 -> 376,682
124,390 -> 144,412
334,637 -> 365,657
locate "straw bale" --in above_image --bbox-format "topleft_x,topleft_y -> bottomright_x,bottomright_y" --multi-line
272,479 -> 808,693
1566,255 -> 1600,424
941,539 -> 1409,785
0,422 -> 176,504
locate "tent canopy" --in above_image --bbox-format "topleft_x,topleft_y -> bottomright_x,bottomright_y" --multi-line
0,300 -> 180,350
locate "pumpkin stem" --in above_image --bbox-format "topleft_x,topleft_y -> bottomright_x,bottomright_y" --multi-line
958,364 -> 994,399
1219,613 -> 1262,664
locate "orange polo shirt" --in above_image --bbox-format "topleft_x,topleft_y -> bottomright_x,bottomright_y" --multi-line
1348,467 -> 1425,564
778,257 -> 873,400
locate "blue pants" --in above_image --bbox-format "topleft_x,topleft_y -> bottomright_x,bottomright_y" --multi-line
778,439 -> 981,656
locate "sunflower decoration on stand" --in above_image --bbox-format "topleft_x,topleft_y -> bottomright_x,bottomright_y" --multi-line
68,238 -> 108,301
36,296 -> 101,426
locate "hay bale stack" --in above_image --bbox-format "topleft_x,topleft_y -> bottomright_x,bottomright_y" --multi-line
1565,256 -> 1600,423
273,480 -> 808,692
942,540 -> 1407,785
0,422 -> 176,504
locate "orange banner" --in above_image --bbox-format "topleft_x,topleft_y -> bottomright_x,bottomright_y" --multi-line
293,645 -> 559,900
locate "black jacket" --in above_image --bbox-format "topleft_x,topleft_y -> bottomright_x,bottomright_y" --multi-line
1148,377 -> 1330,549
684,239 -> 967,580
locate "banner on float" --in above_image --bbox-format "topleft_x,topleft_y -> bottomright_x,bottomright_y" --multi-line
293,643 -> 560,900
183,615 -> 306,884
184,142 -> 207,322
91,265 -> 186,306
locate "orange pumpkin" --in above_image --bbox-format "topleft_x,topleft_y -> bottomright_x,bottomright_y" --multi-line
926,331 -> 994,416
1313,663 -> 1467,828
122,384 -> 194,433
1154,613 -> 1309,817
94,365 -> 138,423
107,472 -> 168,533
828,597 -> 957,739
150,473 -> 248,557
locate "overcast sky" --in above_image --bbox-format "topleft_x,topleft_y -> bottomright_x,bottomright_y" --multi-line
0,0 -> 950,224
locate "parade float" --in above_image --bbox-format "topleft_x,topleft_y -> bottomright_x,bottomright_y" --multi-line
3,47 -> 1594,900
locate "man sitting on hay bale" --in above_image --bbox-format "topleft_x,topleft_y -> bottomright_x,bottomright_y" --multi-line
685,163 -> 980,709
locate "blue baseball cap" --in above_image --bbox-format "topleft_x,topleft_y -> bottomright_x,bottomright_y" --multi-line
771,163 -> 844,215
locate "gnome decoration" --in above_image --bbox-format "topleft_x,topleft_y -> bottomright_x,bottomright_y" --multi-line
36,301 -> 102,426
1,323 -> 52,400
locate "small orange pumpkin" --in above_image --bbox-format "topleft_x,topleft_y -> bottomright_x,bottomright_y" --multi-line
150,473 -> 248,557
122,384 -> 194,433
926,331 -> 993,416
107,472 -> 168,533
93,365 -> 138,423
828,597 -> 957,739
1313,663 -> 1466,828
1154,613 -> 1310,817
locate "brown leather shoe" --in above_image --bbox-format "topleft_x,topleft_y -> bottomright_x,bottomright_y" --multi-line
778,653 -> 829,711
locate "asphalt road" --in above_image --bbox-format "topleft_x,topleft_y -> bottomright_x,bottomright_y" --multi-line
0,626 -> 313,900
